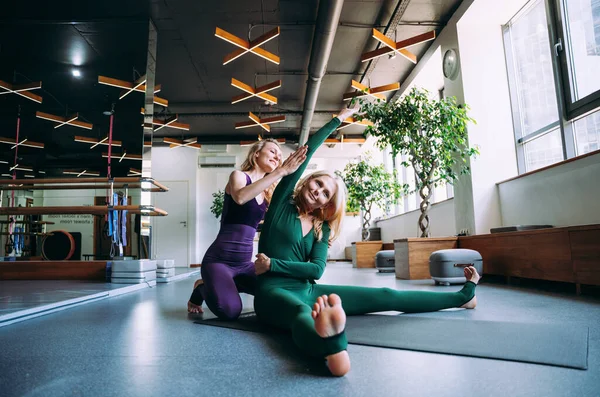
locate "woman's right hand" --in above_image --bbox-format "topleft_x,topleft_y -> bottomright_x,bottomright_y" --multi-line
279,145 -> 308,176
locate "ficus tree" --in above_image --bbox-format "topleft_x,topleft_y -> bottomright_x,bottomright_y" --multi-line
336,155 -> 406,240
359,87 -> 477,237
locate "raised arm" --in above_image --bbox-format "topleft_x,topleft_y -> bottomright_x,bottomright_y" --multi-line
226,146 -> 307,205
269,107 -> 360,207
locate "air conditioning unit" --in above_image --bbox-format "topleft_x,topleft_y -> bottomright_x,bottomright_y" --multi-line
200,144 -> 227,153
198,155 -> 236,168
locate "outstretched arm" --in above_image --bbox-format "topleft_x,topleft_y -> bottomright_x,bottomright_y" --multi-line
269,106 -> 360,207
226,146 -> 308,205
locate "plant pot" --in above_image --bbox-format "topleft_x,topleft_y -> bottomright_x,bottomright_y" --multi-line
393,237 -> 458,280
351,240 -> 383,268
368,227 -> 381,241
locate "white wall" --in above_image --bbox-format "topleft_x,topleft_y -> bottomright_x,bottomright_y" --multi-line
151,146 -> 204,264
376,198 -> 456,242
498,152 -> 600,227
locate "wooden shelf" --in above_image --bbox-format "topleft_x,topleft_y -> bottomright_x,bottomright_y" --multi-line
458,224 -> 600,291
0,177 -> 169,192
0,205 -> 168,216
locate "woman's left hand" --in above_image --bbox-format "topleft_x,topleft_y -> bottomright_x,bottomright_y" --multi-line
254,253 -> 271,275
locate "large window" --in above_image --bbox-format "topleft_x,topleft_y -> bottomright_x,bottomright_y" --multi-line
503,0 -> 600,173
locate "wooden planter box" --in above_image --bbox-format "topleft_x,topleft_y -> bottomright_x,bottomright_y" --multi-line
394,237 -> 458,280
351,240 -> 383,268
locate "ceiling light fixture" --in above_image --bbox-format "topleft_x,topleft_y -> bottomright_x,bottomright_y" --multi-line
36,111 -> 93,130
215,26 -> 280,65
332,114 -> 374,131
235,112 -> 285,132
231,78 -> 281,105
163,137 -> 202,150
0,79 -> 43,103
342,80 -> 400,102
98,75 -> 168,107
361,29 -> 436,63
74,136 -> 122,148
0,136 -> 44,149
72,69 -> 81,77
140,108 -> 190,131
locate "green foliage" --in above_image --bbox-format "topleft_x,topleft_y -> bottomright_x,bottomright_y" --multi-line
336,155 -> 407,239
358,87 -> 477,237
359,87 -> 478,189
210,189 -> 225,219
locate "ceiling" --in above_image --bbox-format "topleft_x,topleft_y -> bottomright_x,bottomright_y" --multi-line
0,0 -> 461,178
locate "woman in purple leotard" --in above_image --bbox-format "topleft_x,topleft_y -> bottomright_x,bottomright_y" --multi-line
187,139 -> 308,319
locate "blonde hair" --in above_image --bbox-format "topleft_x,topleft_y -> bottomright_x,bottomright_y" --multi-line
293,170 -> 346,243
240,138 -> 282,203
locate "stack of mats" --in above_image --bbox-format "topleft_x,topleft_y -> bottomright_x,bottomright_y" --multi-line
156,259 -> 175,281
111,259 -> 157,284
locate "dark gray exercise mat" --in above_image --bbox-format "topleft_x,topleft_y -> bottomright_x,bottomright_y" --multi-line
195,313 -> 589,369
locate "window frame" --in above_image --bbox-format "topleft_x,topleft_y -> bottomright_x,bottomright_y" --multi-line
550,0 -> 600,120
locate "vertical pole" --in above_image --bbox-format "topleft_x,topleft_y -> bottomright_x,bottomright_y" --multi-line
139,19 -> 158,259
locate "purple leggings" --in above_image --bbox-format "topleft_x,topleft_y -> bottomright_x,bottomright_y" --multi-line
192,223 -> 257,320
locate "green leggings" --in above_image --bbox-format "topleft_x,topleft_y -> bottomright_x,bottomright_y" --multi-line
254,282 -> 476,358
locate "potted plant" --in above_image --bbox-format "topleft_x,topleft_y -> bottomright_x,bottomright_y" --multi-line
336,155 -> 405,268
336,154 -> 405,241
359,87 -> 477,237
358,87 -> 477,279
210,189 -> 224,219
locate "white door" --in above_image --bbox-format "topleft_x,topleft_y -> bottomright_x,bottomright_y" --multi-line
153,180 -> 189,267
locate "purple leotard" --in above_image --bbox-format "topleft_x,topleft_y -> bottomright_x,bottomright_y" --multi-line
190,173 -> 267,319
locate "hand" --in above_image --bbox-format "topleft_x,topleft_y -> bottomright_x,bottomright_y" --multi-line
279,146 -> 308,176
254,253 -> 271,275
336,102 -> 361,122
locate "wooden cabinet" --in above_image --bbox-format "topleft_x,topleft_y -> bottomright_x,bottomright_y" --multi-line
458,224 -> 600,289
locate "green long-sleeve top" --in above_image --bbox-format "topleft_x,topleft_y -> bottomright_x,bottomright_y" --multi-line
257,117 -> 342,290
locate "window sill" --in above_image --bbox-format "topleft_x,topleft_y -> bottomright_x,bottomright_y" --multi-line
497,148 -> 600,185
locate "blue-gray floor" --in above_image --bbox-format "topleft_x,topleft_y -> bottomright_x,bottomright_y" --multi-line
0,263 -> 598,397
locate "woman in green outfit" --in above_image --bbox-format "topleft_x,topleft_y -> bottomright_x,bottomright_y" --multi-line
253,105 -> 481,377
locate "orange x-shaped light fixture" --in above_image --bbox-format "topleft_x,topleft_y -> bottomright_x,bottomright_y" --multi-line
140,108 -> 190,131
215,26 -> 280,65
163,137 -> 202,150
63,169 -> 101,177
333,114 -> 374,131
0,80 -> 43,103
343,80 -> 400,102
128,168 -> 142,176
235,112 -> 285,132
9,164 -> 34,172
98,75 -> 168,107
74,136 -> 122,148
231,78 -> 281,105
361,30 -> 436,63
102,152 -> 142,162
36,111 -> 93,130
0,136 -> 44,149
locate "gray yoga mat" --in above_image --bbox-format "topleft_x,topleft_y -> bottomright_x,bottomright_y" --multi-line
195,313 -> 589,369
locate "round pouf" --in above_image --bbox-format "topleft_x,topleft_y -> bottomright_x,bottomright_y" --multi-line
429,248 -> 483,286
42,230 -> 76,260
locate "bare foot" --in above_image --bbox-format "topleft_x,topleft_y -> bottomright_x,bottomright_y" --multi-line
187,279 -> 204,314
460,266 -> 480,309
311,294 -> 351,376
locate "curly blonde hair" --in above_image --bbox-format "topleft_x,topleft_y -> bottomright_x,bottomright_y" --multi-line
293,170 -> 346,243
240,138 -> 282,203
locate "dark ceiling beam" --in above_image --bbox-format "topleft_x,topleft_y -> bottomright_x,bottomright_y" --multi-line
0,17 -> 148,25
360,0 -> 412,83
161,110 -> 338,118
298,0 -> 345,145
